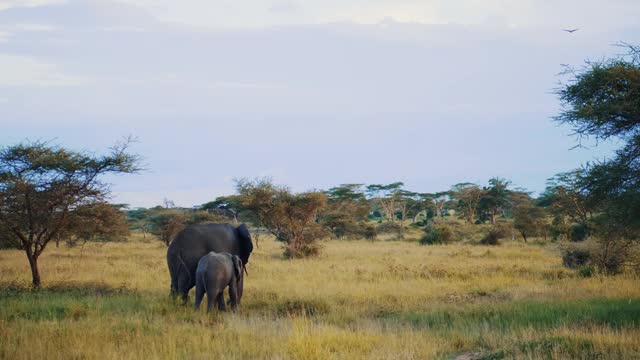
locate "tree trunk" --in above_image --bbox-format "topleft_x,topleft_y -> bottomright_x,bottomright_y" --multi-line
413,213 -> 420,223
490,211 -> 496,225
468,209 -> 475,224
520,231 -> 527,243
288,238 -> 302,258
26,250 -> 41,288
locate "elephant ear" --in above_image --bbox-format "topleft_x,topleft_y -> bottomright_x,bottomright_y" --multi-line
236,224 -> 253,265
232,255 -> 243,280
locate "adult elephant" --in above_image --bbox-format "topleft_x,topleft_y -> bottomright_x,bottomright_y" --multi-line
167,223 -> 253,303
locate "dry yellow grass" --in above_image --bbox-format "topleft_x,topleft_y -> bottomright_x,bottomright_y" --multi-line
1,233 -> 639,359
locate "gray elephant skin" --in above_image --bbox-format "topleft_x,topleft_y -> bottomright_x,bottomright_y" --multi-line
167,223 -> 253,303
195,252 -> 243,312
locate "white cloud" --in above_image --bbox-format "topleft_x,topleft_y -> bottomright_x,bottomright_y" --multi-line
0,0 -> 66,11
0,23 -> 56,41
0,54 -> 86,87
9,23 -> 56,31
112,0 -> 640,29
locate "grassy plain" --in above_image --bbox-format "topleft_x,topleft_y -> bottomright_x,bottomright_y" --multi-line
1,232 -> 639,359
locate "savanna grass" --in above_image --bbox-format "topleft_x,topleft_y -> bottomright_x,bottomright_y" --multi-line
1,232 -> 639,359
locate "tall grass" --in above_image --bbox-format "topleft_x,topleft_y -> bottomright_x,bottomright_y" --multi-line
1,234 -> 639,359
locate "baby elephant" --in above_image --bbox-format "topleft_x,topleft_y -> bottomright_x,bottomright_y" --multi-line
194,252 -> 243,312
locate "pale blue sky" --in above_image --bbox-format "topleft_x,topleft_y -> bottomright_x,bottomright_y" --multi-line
1,0 -> 638,207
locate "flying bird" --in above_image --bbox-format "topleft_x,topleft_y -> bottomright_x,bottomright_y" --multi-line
563,28 -> 579,33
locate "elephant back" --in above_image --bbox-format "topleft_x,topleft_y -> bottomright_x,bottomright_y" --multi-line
168,223 -> 252,275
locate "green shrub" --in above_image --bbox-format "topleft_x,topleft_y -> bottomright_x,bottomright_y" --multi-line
562,248 -> 592,269
363,225 -> 377,240
480,222 -> 511,245
578,266 -> 595,278
376,222 -> 404,239
420,223 -> 453,245
570,224 -> 589,242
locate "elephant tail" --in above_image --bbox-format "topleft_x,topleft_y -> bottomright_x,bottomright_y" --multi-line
177,249 -> 191,285
199,269 -> 208,295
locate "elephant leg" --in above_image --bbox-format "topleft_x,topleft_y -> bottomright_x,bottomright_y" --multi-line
206,293 -> 215,312
229,281 -> 239,312
177,271 -> 191,305
216,292 -> 226,312
194,275 -> 204,310
237,274 -> 244,302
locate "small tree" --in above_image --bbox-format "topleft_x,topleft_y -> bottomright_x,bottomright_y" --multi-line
431,191 -> 450,218
512,192 -> 545,242
201,195 -> 244,223
366,182 -> 405,223
60,202 -> 130,246
0,139 -> 140,288
451,183 -> 485,224
149,209 -> 188,246
479,178 -> 512,224
321,184 -> 369,238
538,171 -> 593,229
127,207 -> 153,238
236,178 -> 327,258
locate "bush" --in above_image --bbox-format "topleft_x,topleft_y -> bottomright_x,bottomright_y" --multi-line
362,225 -> 377,240
563,238 -> 636,275
480,222 -> 511,245
282,224 -> 327,259
562,248 -> 592,269
420,223 -> 454,245
376,222 -> 405,239
578,266 -> 595,278
591,239 -> 631,275
570,224 -> 589,242
480,230 -> 500,245
283,242 -> 322,258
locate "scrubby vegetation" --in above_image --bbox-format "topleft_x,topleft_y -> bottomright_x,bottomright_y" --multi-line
1,234 -> 640,359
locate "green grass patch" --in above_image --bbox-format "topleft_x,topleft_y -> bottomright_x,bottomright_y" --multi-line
0,284 -> 147,321
381,298 -> 640,331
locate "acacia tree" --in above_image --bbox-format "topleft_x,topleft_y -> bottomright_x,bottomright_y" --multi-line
201,195 -> 244,223
57,202 -> 130,247
430,191 -> 450,217
236,178 -> 327,258
451,183 -> 486,224
512,192 -> 546,242
0,140 -> 141,288
554,43 -> 640,271
405,193 -> 435,223
321,184 -> 369,238
479,178 -> 512,224
539,171 -> 593,227
366,182 -> 404,223
555,43 -> 640,234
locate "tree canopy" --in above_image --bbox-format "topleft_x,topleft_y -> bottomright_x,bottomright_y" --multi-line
0,139 -> 141,287
235,178 -> 327,258
555,43 -> 640,237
